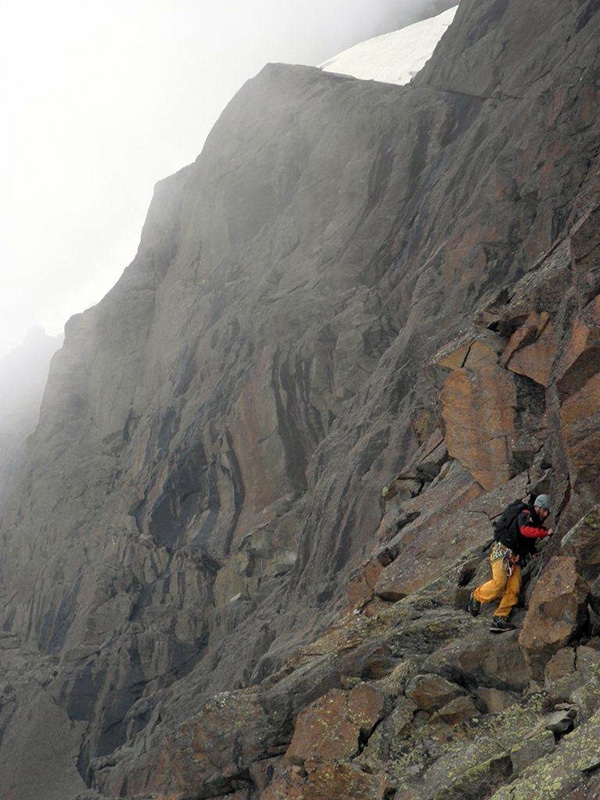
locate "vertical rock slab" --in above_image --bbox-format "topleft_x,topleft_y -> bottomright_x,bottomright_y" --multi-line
441,364 -> 517,490
432,331 -> 524,491
557,209 -> 600,500
561,504 -> 600,582
519,556 -> 589,679
434,315 -> 550,492
560,371 -> 600,499
556,309 -> 600,403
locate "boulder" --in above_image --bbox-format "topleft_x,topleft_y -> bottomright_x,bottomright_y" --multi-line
519,557 -> 590,679
405,673 -> 466,713
544,646 -> 600,721
285,683 -> 385,765
423,627 -> 529,693
263,762 -> 389,800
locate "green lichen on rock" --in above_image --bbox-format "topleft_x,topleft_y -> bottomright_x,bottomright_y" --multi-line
488,709 -> 600,799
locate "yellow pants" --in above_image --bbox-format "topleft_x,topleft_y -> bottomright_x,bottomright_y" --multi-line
473,552 -> 522,618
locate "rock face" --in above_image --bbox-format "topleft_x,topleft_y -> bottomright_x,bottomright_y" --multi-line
1,1 -> 600,798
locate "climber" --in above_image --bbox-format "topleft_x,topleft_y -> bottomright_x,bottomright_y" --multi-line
467,494 -> 553,633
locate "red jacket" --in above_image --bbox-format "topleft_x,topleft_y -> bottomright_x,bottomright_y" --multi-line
512,507 -> 549,557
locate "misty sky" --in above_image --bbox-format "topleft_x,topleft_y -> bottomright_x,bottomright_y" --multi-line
1,0 -> 455,360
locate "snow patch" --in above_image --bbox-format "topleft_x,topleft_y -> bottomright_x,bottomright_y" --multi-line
320,6 -> 458,86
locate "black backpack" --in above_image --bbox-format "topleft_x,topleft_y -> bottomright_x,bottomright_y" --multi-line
493,499 -> 528,542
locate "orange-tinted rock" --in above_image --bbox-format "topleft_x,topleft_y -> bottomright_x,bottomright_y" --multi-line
285,683 -> 385,765
501,312 -> 550,362
556,316 -> 600,403
559,371 -> 600,495
502,312 -> 555,386
519,556 -> 589,679
436,694 -> 478,725
441,365 -> 517,489
406,673 -> 465,713
583,294 -> 600,329
136,689 -> 273,799
433,331 -> 505,371
230,351 -> 293,534
249,757 -> 283,795
263,762 -> 388,800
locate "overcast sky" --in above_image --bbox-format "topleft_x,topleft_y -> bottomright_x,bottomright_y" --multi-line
0,0 -> 455,359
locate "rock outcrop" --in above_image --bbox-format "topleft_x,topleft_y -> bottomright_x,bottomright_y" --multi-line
1,0 -> 600,798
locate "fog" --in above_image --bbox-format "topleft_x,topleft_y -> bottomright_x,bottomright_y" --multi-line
0,327 -> 62,501
0,327 -> 62,417
0,0 -> 457,362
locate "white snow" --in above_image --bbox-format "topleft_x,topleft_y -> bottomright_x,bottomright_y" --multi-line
320,6 -> 458,86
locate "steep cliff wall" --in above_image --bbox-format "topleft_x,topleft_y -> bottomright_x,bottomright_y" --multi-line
0,0 -> 599,798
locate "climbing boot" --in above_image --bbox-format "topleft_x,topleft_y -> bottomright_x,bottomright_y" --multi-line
490,616 -> 516,633
467,591 -> 481,617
